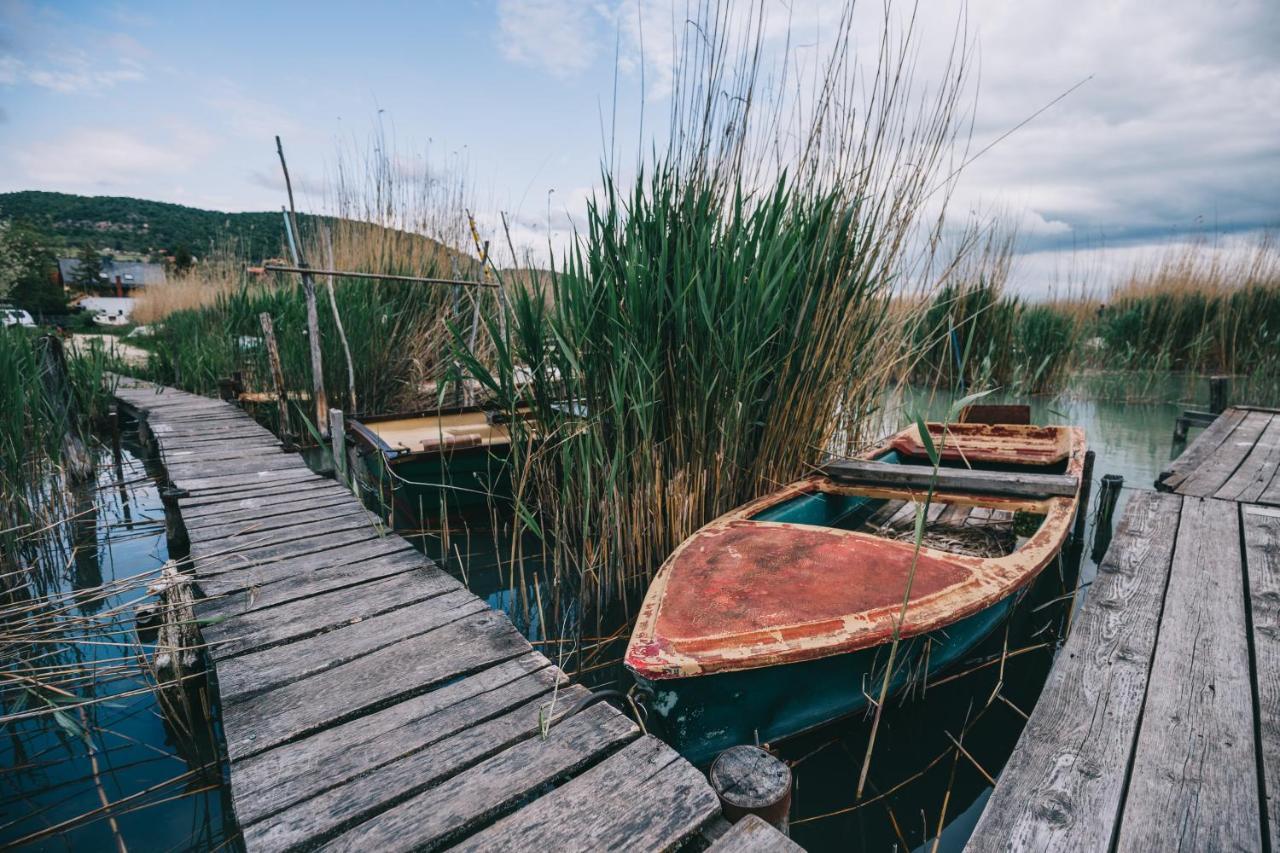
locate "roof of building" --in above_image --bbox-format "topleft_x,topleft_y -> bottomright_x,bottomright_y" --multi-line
58,258 -> 167,287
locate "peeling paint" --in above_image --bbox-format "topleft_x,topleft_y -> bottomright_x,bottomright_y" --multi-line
626,422 -> 1086,681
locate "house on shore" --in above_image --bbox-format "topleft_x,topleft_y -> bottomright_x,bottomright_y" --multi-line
57,258 -> 167,295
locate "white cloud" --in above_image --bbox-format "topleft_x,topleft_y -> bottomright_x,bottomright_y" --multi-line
11,127 -> 216,188
496,0 -> 603,78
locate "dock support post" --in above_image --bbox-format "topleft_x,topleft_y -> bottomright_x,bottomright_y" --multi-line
1173,416 -> 1190,443
709,745 -> 792,835
1072,449 -> 1096,549
329,408 -> 346,484
1090,474 -> 1124,562
1210,375 -> 1230,414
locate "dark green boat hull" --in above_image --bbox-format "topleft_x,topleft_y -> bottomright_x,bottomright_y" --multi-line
635,593 -> 1016,767
355,444 -> 514,530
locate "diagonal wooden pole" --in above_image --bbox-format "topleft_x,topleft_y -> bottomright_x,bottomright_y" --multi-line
276,135 -> 329,435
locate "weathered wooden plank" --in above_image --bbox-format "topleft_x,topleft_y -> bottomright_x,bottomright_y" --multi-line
706,816 -> 803,852
1217,416 -> 1280,503
194,547 -> 429,618
156,432 -> 280,450
314,702 -> 638,853
255,688 -> 609,852
186,504 -> 373,546
1158,407 -> 1248,490
183,491 -> 359,533
186,514 -> 384,573
966,490 -> 1182,852
450,734 -> 720,853
214,588 -> 487,699
1244,503 -> 1280,849
862,498 -> 907,529
220,608 -> 531,760
201,567 -> 462,659
166,454 -> 302,477
232,655 -> 564,827
1117,497 -> 1260,852
161,444 -> 284,465
1177,411 -> 1273,498
823,459 -> 1079,499
193,536 -> 416,598
174,467 -> 318,493
177,479 -> 344,513
1261,470 -> 1280,509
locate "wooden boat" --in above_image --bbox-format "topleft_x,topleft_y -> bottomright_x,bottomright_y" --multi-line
345,404 -> 526,529
625,414 -> 1086,765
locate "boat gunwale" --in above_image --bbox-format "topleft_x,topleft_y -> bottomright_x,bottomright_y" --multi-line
626,423 -> 1086,680
346,404 -> 513,464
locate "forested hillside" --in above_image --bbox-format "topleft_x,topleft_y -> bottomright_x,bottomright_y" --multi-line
0,191 -> 307,260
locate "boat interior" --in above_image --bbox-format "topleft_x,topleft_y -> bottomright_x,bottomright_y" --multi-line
749,420 -> 1082,560
361,410 -> 514,454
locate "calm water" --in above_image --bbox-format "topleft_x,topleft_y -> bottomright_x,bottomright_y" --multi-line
1,431 -> 236,851
2,392 -> 1191,851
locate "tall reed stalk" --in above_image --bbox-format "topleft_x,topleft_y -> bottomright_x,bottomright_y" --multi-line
456,1 -> 972,626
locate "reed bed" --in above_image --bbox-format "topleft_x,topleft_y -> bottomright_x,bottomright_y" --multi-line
457,1 -> 971,626
908,230 -> 1279,403
137,132 -> 490,417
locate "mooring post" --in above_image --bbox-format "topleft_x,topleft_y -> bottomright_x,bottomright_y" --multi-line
1091,474 -> 1124,563
1071,449 -> 1096,549
1173,415 -> 1190,444
1210,375 -> 1230,414
709,745 -> 792,835
329,407 -> 346,484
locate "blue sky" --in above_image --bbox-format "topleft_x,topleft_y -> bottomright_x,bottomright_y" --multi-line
2,0 -> 1278,294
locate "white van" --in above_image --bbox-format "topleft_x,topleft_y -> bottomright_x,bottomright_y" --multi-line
1,307 -> 36,328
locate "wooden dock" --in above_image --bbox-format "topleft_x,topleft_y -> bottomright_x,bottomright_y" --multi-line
113,378 -> 797,853
968,408 -> 1280,850
1157,404 -> 1280,503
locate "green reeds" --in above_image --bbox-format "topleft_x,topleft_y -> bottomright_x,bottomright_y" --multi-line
456,1 -> 970,623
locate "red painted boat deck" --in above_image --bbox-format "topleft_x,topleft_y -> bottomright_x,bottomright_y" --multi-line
627,423 -> 1086,680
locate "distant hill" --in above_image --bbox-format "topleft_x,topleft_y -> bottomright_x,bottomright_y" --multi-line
0,191 -> 300,260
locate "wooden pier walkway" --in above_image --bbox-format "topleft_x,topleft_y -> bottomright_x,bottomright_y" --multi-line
1156,404 -> 1280,504
113,378 -> 797,853
968,409 -> 1280,851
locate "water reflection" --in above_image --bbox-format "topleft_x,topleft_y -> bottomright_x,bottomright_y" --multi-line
0,429 -> 235,851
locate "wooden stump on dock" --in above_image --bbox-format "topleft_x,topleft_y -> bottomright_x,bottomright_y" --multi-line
710,745 -> 792,834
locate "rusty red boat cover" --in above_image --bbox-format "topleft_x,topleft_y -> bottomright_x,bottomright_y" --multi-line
626,423 -> 1086,680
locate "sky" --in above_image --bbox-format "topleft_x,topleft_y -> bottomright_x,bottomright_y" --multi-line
1,0 -> 1277,296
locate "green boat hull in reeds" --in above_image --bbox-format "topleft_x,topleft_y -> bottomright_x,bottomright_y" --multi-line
345,405 -> 517,531
627,417 -> 1086,765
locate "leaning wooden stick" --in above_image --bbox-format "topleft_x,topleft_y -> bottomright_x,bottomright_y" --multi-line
275,135 -> 329,434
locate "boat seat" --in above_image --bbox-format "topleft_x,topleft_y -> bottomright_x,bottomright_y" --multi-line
822,460 -> 1079,499
420,433 -> 483,452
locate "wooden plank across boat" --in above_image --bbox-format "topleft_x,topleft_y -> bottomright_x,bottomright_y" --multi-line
626,420 -> 1086,765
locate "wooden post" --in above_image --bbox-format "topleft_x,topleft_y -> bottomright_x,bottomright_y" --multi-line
259,312 -> 293,447
323,225 -> 358,413
1209,375 -> 1230,414
1090,474 -> 1124,563
276,136 -> 328,435
709,745 -> 792,835
329,407 -> 346,484
1173,415 -> 1190,444
1071,449 -> 1095,548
